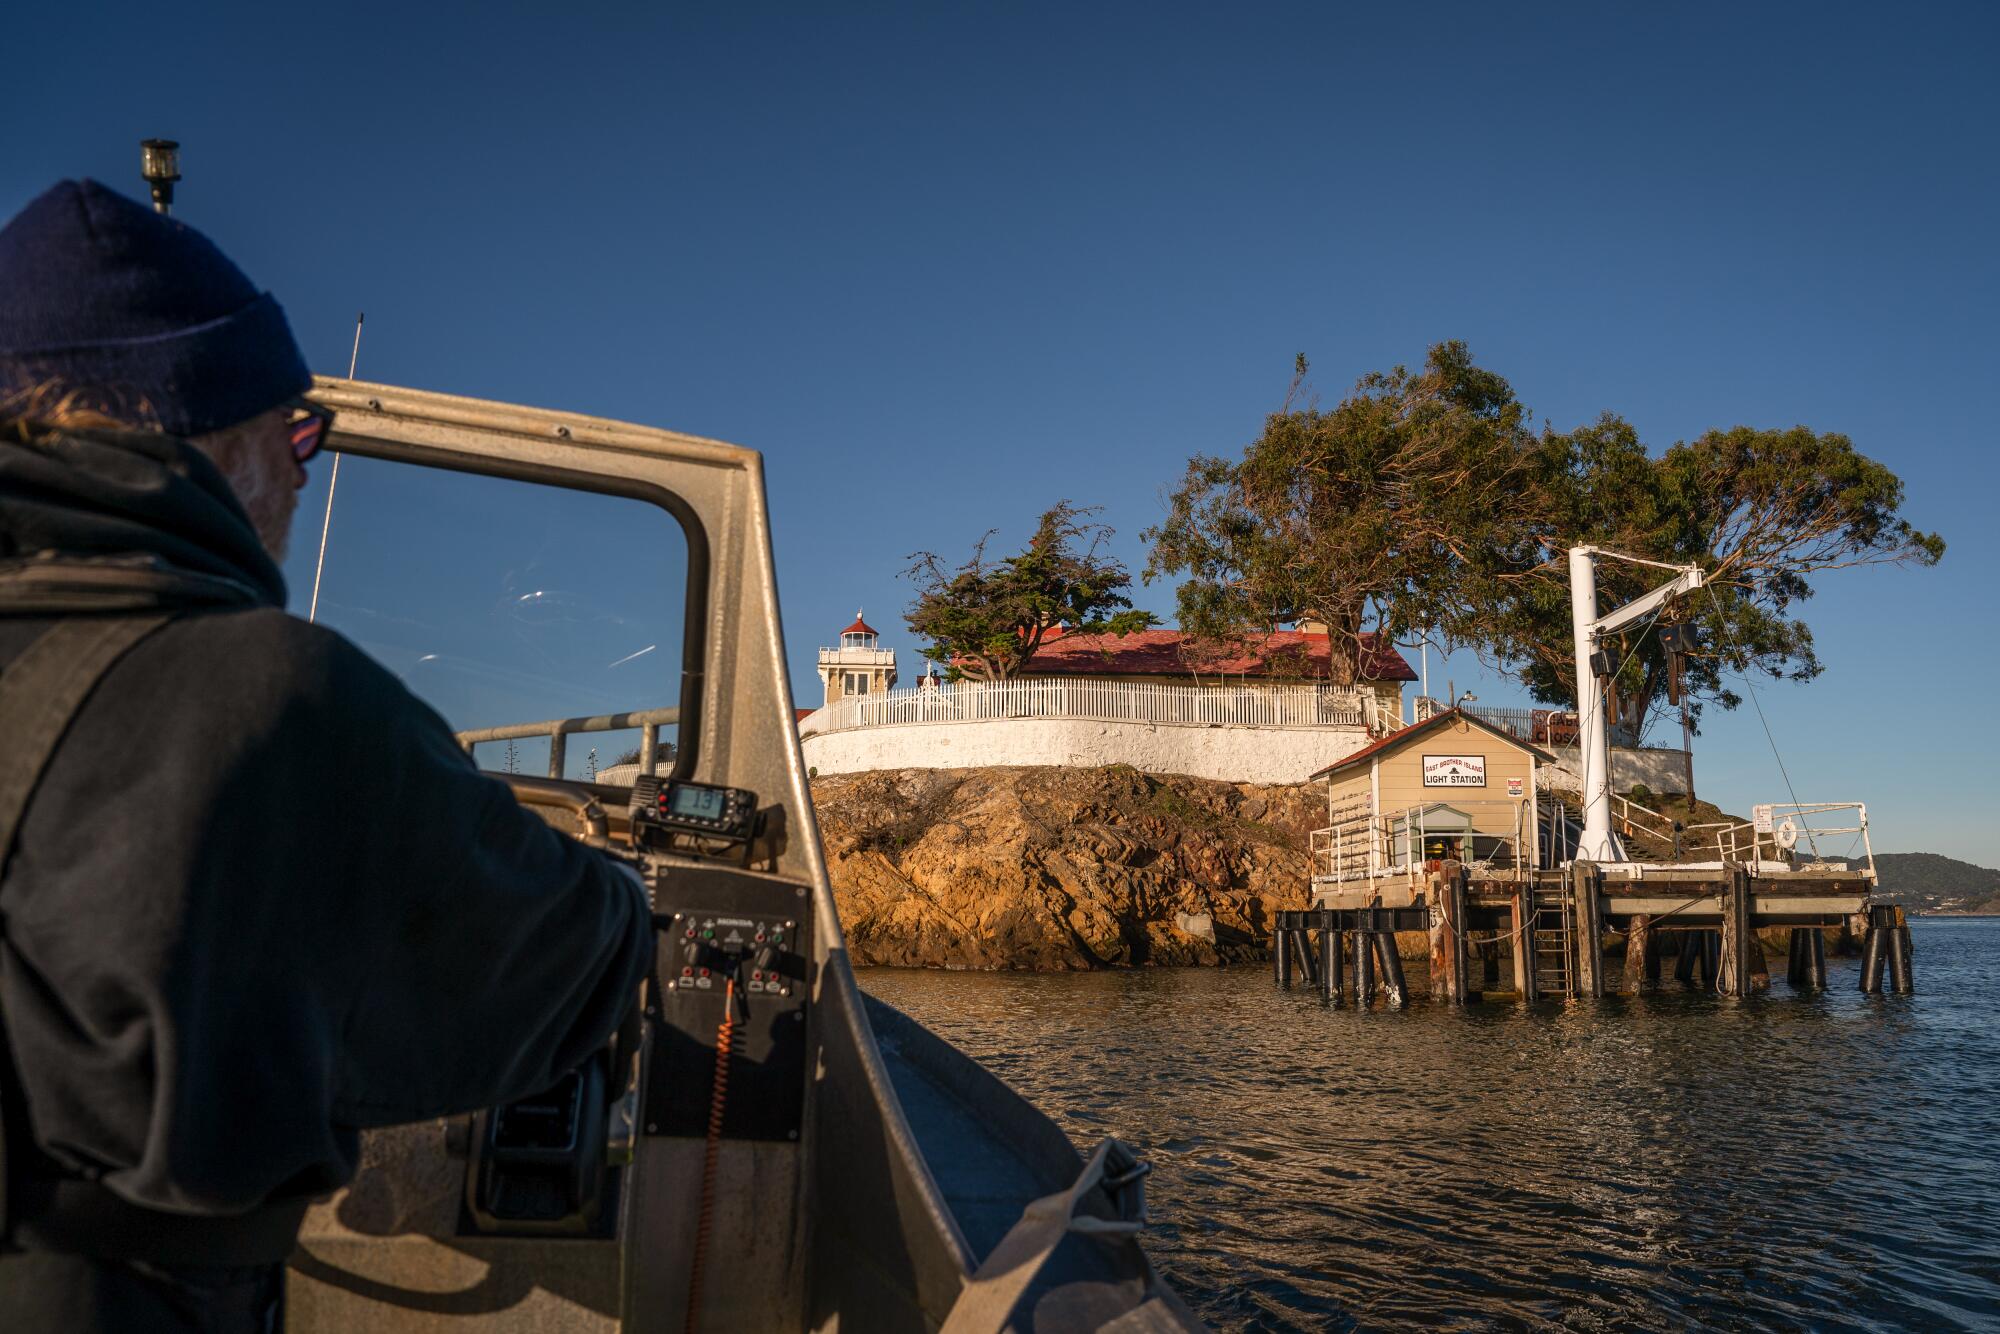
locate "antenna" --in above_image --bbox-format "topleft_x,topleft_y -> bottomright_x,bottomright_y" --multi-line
307,312 -> 364,624
140,139 -> 180,215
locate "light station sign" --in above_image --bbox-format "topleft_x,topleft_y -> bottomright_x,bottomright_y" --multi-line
1423,754 -> 1487,787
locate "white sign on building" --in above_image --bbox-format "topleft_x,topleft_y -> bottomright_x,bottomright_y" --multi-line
1423,754 -> 1487,787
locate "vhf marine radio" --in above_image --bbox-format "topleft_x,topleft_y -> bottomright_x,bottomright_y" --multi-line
628,774 -> 759,851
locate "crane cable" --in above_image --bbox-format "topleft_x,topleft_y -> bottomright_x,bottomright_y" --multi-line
1700,582 -> 1818,858
684,976 -> 737,1334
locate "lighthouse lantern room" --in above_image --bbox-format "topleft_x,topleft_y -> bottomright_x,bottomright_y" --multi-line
816,611 -> 898,707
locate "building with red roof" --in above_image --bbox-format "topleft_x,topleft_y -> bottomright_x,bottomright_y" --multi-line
1016,626 -> 1413,682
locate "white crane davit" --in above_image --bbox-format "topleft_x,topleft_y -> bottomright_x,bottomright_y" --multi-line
1568,545 -> 1704,862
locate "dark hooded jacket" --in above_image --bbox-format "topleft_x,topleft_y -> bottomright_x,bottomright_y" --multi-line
0,424 -> 653,1218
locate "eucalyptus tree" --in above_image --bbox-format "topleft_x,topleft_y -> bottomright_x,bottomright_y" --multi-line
1492,415 -> 1945,743
1143,342 -> 1542,685
1145,342 -> 1943,741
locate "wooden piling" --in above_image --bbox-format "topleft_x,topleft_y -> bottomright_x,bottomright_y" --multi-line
1374,928 -> 1408,1009
1321,927 -> 1342,1002
1449,864 -> 1471,1001
1717,866 -> 1753,998
1717,883 -> 1738,995
1511,885 -> 1535,1002
1571,861 -> 1604,998
1888,912 -> 1914,995
1787,928 -> 1807,988
1427,874 -> 1449,1002
1352,924 -> 1376,1007
1428,864 -> 1469,1005
1624,913 -> 1652,994
1859,922 -> 1884,994
1294,927 -> 1320,987
1274,926 -> 1292,986
1674,930 -> 1699,987
1806,927 -> 1827,991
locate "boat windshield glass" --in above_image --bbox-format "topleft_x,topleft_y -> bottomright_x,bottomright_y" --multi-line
279,453 -> 687,782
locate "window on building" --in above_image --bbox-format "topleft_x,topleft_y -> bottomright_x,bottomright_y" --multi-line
845,672 -> 869,696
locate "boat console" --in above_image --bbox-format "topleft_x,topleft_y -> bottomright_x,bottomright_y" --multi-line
283,379 -> 1198,1333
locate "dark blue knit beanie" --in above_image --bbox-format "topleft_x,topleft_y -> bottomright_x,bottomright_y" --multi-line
0,179 -> 311,436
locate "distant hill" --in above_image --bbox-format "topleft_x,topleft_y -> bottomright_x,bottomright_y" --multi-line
1848,852 -> 2000,915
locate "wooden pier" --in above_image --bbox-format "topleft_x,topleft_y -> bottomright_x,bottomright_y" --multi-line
1272,860 -> 1913,1004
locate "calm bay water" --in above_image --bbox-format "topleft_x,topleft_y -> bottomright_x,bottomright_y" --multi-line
861,918 -> 2000,1331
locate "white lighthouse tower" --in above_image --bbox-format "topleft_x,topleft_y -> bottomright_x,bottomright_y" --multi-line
816,611 -> 898,707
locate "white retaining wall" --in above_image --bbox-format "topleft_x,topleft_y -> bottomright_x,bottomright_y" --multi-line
797,716 -> 1692,793
1540,746 -> 1692,796
800,716 -> 1377,786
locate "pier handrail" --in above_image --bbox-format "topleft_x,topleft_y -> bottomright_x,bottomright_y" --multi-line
1311,798 -> 1536,885
1608,792 -> 1681,847
811,678 -> 1383,735
1539,798 -> 1584,867
1310,801 -> 1378,884
1682,802 -> 1875,877
1532,797 -> 1875,876
1315,794 -> 1876,886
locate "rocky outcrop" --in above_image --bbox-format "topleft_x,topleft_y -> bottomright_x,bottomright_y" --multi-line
808,767 -> 1867,972
811,765 -> 1320,969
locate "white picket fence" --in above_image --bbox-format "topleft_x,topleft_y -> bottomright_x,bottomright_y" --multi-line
810,678 -> 1384,734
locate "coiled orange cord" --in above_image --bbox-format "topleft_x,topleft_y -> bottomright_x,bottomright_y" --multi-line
684,976 -> 736,1334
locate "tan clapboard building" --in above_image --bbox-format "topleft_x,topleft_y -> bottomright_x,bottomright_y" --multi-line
1308,708 -> 1556,895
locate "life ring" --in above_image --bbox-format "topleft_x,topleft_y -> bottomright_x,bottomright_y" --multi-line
1774,817 -> 1799,851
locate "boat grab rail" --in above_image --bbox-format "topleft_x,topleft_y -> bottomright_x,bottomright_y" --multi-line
454,705 -> 680,780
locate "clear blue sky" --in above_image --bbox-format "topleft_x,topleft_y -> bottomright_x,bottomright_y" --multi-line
9,2 -> 1995,863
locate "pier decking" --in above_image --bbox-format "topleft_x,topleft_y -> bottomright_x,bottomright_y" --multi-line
1272,860 -> 1912,1004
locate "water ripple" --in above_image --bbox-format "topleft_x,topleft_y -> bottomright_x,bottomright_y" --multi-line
862,918 -> 2000,1331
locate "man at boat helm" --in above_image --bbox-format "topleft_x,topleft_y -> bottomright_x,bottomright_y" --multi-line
0,181 -> 654,1329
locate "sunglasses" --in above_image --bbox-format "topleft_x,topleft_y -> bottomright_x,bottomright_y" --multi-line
281,397 -> 336,464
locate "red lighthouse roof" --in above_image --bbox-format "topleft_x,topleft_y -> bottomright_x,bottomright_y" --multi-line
842,610 -> 878,637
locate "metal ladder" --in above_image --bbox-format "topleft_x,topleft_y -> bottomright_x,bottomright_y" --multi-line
1530,881 -> 1577,998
